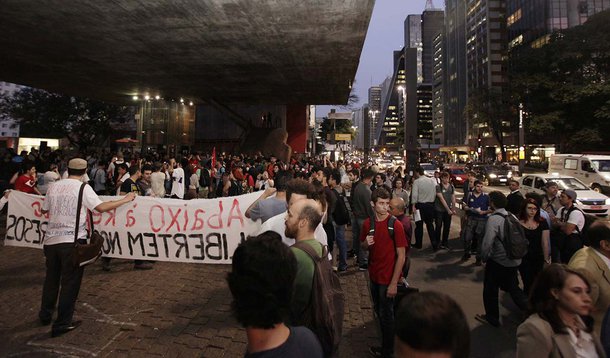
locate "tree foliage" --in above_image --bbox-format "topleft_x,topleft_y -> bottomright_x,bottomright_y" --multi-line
464,87 -> 515,161
0,88 -> 134,151
510,10 -> 610,152
317,116 -> 355,143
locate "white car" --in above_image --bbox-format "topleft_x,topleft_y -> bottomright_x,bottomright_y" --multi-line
377,159 -> 394,171
519,173 -> 610,217
420,163 -> 437,177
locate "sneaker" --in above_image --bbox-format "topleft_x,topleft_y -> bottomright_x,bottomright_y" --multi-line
475,314 -> 500,327
368,346 -> 383,357
358,264 -> 368,271
475,258 -> 482,266
440,244 -> 449,250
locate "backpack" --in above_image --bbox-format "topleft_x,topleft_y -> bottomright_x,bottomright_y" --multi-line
491,212 -> 529,259
564,206 -> 598,246
292,242 -> 345,357
368,216 -> 410,277
199,168 -> 211,188
331,189 -> 351,225
88,168 -> 98,188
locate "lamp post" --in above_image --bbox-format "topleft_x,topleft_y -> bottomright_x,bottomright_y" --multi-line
518,102 -> 525,174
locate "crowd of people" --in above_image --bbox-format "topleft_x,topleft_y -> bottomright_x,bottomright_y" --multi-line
3,146 -> 610,357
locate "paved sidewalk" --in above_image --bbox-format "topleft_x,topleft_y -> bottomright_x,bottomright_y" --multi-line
0,214 -> 520,357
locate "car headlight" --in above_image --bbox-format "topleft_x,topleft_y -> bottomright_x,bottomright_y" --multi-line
456,177 -> 463,181
489,174 -> 497,178
606,198 -> 610,205
507,171 -> 512,178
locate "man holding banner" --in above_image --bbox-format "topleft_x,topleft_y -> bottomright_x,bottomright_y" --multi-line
39,158 -> 136,338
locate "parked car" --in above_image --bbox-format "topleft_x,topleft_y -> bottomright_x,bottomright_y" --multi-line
419,163 -> 437,177
519,173 -> 610,217
446,166 -> 468,187
377,159 -> 394,171
472,165 -> 513,186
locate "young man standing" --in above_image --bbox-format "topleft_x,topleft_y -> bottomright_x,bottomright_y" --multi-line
434,172 -> 456,250
552,189 -> 585,263
361,188 -> 407,358
411,167 -> 438,250
475,191 -> 527,327
462,180 -> 491,264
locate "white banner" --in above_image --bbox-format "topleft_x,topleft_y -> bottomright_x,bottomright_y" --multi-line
3,191 -> 263,264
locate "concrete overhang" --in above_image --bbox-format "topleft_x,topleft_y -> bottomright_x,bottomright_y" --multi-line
0,0 -> 375,105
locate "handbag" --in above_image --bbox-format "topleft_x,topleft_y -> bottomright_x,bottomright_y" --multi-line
73,183 -> 104,267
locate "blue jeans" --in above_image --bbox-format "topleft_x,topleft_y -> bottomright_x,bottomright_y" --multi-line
334,222 -> 347,270
370,281 -> 394,357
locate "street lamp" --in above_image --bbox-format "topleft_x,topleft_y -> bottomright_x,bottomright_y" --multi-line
518,102 -> 525,174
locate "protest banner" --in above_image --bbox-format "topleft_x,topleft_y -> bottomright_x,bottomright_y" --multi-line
4,191 -> 264,264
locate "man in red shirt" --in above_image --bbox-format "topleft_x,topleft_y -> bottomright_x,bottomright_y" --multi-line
361,187 -> 407,358
14,162 -> 41,195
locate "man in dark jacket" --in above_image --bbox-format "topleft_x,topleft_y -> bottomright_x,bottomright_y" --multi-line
506,179 -> 524,217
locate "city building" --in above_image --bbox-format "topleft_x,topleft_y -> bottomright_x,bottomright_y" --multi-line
465,0 -> 515,161
404,15 -> 423,84
422,8 -> 445,84
367,86 -> 382,148
352,106 -> 365,149
432,32 -> 445,145
376,50 -> 406,152
507,0 -> 610,51
443,0 -> 469,147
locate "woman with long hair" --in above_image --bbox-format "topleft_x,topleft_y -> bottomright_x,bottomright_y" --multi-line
517,264 -> 605,357
392,176 -> 409,204
518,197 -> 551,294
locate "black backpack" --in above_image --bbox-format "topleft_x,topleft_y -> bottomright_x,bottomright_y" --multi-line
199,168 -> 211,188
292,242 -> 345,357
331,189 -> 351,225
564,206 -> 598,246
368,216 -> 410,277
491,212 -> 529,259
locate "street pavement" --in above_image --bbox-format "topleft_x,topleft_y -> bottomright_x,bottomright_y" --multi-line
0,210 -> 521,357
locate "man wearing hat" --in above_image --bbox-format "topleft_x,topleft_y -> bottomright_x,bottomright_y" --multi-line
552,189 -> 585,263
39,158 -> 136,337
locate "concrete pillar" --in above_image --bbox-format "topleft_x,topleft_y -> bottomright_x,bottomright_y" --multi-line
286,105 -> 307,153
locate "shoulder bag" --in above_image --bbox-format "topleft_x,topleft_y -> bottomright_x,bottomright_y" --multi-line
73,183 -> 104,267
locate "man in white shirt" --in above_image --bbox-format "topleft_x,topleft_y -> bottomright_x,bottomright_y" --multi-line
39,164 -> 61,195
259,178 -> 327,247
411,167 -> 438,250
171,160 -> 185,199
553,189 -> 585,263
39,158 -> 135,337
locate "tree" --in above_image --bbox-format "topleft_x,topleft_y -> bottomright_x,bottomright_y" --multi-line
0,88 -> 134,151
464,87 -> 516,161
510,10 -> 610,152
317,116 -> 355,144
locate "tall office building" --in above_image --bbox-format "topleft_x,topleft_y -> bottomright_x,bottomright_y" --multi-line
367,86 -> 382,148
377,50 -> 406,151
465,0 -> 511,153
432,32 -> 445,145
507,0 -> 610,50
417,84 -> 434,144
421,9 -> 445,84
404,15 -> 423,84
352,106 -> 365,149
443,0 -> 468,146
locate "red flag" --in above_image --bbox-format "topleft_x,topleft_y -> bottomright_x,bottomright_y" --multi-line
211,147 -> 216,168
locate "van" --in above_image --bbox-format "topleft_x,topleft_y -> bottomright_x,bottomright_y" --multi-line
548,154 -> 610,194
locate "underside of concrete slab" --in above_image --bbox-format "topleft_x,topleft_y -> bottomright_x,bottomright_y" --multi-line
0,0 -> 375,105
